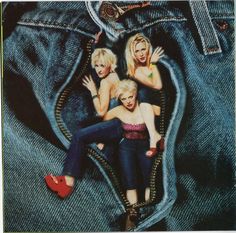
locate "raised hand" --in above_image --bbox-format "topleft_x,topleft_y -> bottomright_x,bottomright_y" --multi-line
150,47 -> 164,64
96,143 -> 105,150
82,75 -> 97,95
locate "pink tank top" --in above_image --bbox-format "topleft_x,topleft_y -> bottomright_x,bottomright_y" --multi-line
122,123 -> 148,140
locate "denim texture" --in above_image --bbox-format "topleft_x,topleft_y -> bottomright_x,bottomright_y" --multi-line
3,1 -> 235,231
119,138 -> 154,189
63,119 -> 122,178
138,84 -> 161,106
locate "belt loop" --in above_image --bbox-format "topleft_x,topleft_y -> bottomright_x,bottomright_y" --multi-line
189,0 -> 222,55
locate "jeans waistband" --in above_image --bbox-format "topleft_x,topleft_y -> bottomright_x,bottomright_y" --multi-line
86,0 -> 233,54
4,1 -> 234,52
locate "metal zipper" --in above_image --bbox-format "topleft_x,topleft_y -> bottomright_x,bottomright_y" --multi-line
54,38 -> 166,226
87,147 -> 131,207
55,38 -> 94,141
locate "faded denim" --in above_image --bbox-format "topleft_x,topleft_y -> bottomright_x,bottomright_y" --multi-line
3,1 -> 235,231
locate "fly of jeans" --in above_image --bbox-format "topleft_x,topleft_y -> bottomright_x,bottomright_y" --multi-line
55,38 -> 166,230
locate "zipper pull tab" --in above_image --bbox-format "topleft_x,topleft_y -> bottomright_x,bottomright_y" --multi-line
94,30 -> 103,44
125,207 -> 139,231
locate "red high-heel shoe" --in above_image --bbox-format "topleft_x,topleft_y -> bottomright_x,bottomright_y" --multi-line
45,174 -> 73,199
146,137 -> 165,158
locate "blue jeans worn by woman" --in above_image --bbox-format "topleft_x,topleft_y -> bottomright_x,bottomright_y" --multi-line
119,138 -> 154,190
63,119 -> 122,178
62,96 -> 121,177
3,1 -> 235,232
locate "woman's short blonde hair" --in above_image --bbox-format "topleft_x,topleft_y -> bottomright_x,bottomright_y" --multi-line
116,79 -> 138,99
125,33 -> 152,77
91,48 -> 117,71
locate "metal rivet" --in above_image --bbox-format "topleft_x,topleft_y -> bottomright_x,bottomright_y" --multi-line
216,20 -> 229,31
99,2 -> 119,21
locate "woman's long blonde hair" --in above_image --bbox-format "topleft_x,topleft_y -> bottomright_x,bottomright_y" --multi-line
125,33 -> 152,77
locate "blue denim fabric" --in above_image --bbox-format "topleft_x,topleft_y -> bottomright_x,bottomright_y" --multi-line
63,119 -> 122,178
3,1 -> 235,232
62,96 -> 121,178
119,138 -> 154,189
138,84 -> 161,106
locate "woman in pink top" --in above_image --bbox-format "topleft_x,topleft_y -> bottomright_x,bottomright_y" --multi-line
104,79 -> 154,206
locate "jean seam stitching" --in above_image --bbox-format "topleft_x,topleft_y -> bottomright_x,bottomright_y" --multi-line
17,19 -> 96,38
107,17 -> 187,34
121,17 -> 187,34
113,17 -> 187,32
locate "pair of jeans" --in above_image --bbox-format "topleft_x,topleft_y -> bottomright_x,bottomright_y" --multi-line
3,1 -> 235,232
119,138 -> 154,189
63,119 -> 122,178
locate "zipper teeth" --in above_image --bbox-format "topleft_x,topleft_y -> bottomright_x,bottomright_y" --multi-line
53,38 -> 130,207
55,39 -> 94,140
87,148 -> 131,207
54,39 -> 131,207
133,89 -> 166,209
86,89 -> 166,210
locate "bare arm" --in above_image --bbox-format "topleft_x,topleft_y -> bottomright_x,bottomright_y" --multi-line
134,65 -> 162,90
133,46 -> 164,90
103,106 -> 123,121
93,79 -> 111,116
83,76 -> 111,117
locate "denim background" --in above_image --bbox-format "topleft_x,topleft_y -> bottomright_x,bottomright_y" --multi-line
3,1 -> 235,231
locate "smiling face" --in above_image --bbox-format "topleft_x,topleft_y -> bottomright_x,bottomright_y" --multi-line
134,41 -> 149,64
94,60 -> 111,79
119,91 -> 137,111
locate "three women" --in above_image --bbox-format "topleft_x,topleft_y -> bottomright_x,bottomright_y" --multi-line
45,33 -> 164,205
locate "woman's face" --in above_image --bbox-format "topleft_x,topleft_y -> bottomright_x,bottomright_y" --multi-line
94,60 -> 111,78
134,41 -> 148,64
120,91 -> 137,111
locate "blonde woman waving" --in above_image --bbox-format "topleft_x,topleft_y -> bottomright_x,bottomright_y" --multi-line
125,33 -> 165,157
